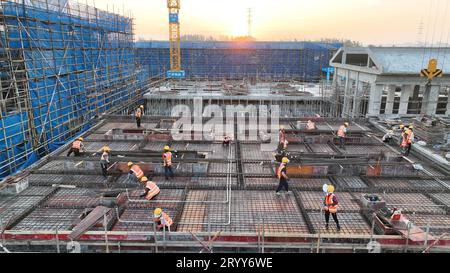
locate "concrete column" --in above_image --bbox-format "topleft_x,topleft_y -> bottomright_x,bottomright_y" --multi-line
399,85 -> 414,115
342,70 -> 351,118
384,85 -> 396,115
352,80 -> 362,118
446,88 -> 450,116
367,83 -> 383,117
421,85 -> 440,115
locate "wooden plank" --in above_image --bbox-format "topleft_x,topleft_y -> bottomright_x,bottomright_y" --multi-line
68,206 -> 111,240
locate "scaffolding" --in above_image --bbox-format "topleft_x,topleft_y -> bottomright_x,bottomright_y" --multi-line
135,41 -> 341,81
0,0 -> 149,179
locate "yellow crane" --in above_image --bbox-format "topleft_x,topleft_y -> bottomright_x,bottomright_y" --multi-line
167,0 -> 185,78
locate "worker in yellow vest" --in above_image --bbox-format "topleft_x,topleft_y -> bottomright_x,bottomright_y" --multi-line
154,208 -> 173,231
127,162 -> 144,182
276,157 -> 291,195
67,137 -> 85,157
337,122 -> 349,150
135,105 -> 144,128
163,145 -> 174,180
323,185 -> 341,231
100,146 -> 111,178
139,176 -> 160,200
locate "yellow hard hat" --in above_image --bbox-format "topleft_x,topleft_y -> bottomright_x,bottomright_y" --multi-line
140,105 -> 144,109
399,125 -> 405,129
154,208 -> 162,217
127,162 -> 133,167
164,145 -> 170,151
282,157 -> 290,164
280,125 -> 285,130
409,125 -> 414,129
344,122 -> 349,127
103,146 -> 110,152
405,130 -> 411,135
78,137 -> 84,141
327,185 -> 335,193
141,176 -> 148,183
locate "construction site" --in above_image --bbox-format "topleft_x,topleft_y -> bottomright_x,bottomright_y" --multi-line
1,0 -> 450,254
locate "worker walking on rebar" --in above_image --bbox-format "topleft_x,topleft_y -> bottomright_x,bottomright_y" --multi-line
127,162 -> 144,182
135,105 -> 144,128
67,137 -> 85,157
139,176 -> 160,201
163,145 -> 174,180
337,122 -> 349,150
323,185 -> 341,231
276,157 -> 291,195
154,208 -> 173,232
402,126 -> 414,156
100,146 -> 111,178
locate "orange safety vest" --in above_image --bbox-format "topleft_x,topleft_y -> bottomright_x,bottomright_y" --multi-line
157,212 -> 173,228
145,181 -> 160,201
277,163 -> 286,179
400,132 -> 409,148
324,193 -> 338,213
337,125 -> 346,138
163,152 -> 172,167
131,165 -> 144,179
135,108 -> 143,118
407,131 -> 414,144
72,140 -> 82,149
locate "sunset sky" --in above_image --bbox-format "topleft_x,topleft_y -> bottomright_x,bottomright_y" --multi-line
90,0 -> 450,46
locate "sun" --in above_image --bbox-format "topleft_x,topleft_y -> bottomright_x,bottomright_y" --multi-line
229,20 -> 248,37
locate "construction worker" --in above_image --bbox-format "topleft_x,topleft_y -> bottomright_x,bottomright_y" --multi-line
222,135 -> 231,146
382,128 -> 394,143
154,208 -> 173,231
403,126 -> 414,156
276,157 -> 291,195
67,137 -> 85,157
337,122 -> 349,150
323,185 -> 341,231
306,120 -> 316,130
135,105 -> 144,128
279,126 -> 286,149
127,162 -> 144,182
398,124 -> 406,146
163,145 -> 174,180
100,146 -> 111,178
139,176 -> 160,200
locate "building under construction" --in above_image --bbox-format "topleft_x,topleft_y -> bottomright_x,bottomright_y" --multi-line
1,0 -> 450,254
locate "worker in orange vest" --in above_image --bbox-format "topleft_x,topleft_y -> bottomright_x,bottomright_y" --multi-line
276,157 -> 291,195
163,145 -> 174,180
405,125 -> 414,156
279,126 -> 287,150
100,146 -> 111,178
337,122 -> 349,150
127,162 -> 144,182
324,185 -> 341,231
139,176 -> 160,200
67,137 -> 85,157
154,208 -> 173,231
135,105 -> 144,128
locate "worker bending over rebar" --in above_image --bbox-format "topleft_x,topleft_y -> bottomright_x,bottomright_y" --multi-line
276,157 -> 291,195
139,176 -> 160,200
127,161 -> 144,183
154,208 -> 173,231
323,185 -> 341,231
67,137 -> 85,157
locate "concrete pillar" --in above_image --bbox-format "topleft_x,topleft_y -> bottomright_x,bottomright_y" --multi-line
367,83 -> 383,117
446,88 -> 450,116
421,85 -> 440,115
351,73 -> 361,118
342,70 -> 351,118
399,85 -> 414,115
384,85 -> 396,115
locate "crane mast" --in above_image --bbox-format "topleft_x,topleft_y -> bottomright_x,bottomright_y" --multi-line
167,0 -> 185,78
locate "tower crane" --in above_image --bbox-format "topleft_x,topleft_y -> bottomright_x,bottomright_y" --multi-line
167,0 -> 185,79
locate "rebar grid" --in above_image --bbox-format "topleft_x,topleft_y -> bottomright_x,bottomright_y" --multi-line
297,191 -> 361,212
308,212 -> 372,235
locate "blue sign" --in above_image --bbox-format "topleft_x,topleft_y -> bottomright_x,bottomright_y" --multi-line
169,13 -> 179,23
167,70 -> 186,79
322,67 -> 335,82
